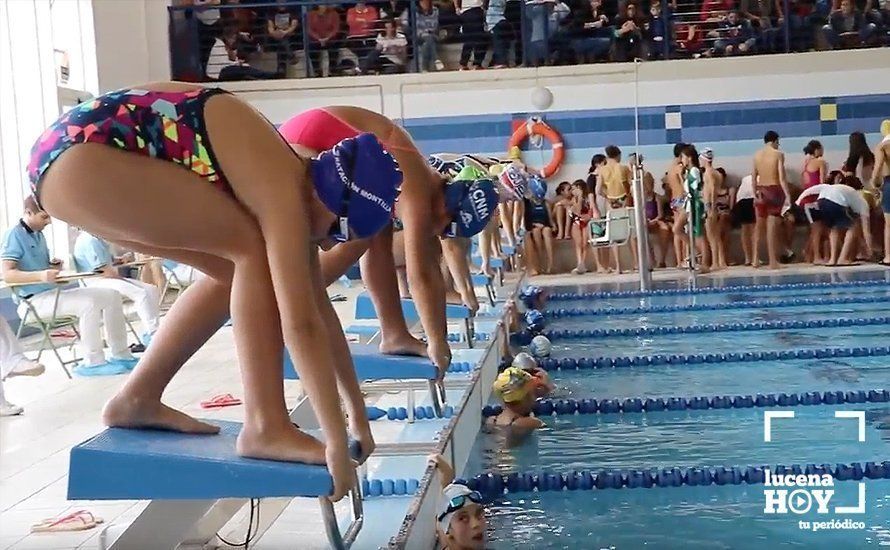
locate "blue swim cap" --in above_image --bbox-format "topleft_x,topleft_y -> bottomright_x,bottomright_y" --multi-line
311,133 -> 402,241
529,176 -> 547,200
428,155 -> 461,178
443,178 -> 499,238
525,309 -> 544,326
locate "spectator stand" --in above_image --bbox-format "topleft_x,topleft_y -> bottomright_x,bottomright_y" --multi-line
168,0 -> 887,81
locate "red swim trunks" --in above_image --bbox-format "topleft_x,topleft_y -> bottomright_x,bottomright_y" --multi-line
754,185 -> 786,218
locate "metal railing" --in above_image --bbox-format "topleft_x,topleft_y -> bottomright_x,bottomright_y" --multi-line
168,0 -> 890,82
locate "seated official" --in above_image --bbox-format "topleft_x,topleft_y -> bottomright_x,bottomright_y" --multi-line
73,230 -> 160,342
1,198 -> 136,372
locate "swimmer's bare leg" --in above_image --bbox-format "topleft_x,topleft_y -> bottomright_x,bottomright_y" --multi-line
363,227 -> 426,357
766,215 -> 782,269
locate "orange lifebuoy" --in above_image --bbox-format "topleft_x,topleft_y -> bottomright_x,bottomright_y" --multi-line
508,120 -> 565,178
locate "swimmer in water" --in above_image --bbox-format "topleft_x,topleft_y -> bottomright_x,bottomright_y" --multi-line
512,352 -> 556,398
429,454 -> 486,550
487,367 -> 545,429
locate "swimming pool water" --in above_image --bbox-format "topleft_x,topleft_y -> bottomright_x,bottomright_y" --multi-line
486,481 -> 890,549
552,355 -> 890,401
546,286 -> 890,311
467,404 -> 890,474
548,325 -> 890,359
467,270 -> 890,548
548,301 -> 890,332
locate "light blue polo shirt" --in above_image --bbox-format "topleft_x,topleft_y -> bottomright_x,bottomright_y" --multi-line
73,232 -> 113,273
1,221 -> 55,297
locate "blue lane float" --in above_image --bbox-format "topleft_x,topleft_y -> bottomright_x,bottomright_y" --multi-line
543,294 -> 890,318
362,461 -> 890,498
366,405 -> 456,421
480,389 -> 889,418
536,344 -> 890,370
544,315 -> 890,340
547,279 -> 890,301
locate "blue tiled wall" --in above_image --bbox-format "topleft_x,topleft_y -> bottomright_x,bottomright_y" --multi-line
403,93 -> 890,159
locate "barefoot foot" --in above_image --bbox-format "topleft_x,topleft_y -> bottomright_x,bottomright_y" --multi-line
103,394 -> 220,434
379,335 -> 427,357
237,422 -> 326,464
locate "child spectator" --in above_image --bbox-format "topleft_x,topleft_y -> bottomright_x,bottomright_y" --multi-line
307,5 -> 341,77
346,1 -> 381,70
487,367 -> 545,428
360,17 -> 409,74
569,180 -> 594,274
523,177 -> 555,274
456,0 -> 488,69
613,2 -> 645,61
823,0 -> 877,48
844,131 -> 876,187
551,181 -> 573,239
571,0 -> 614,62
411,0 -> 444,71
644,1 -> 672,59
710,10 -> 757,55
802,139 -> 829,189
265,1 -> 301,78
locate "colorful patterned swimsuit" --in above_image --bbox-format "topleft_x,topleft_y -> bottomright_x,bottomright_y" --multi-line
28,87 -> 232,201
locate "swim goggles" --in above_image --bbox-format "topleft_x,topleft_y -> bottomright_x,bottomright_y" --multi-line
437,490 -> 484,522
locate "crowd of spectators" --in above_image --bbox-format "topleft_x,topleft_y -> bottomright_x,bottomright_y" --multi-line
172,0 -> 890,81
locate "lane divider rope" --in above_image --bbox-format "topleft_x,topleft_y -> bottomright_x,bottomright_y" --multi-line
362,461 -> 890,497
537,344 -> 890,369
544,293 -> 890,318
545,315 -> 890,340
548,279 -> 890,301
481,389 -> 890,417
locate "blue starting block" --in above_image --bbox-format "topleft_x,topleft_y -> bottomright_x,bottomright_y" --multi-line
284,344 -> 448,423
68,420 -> 362,549
354,292 -> 478,348
471,273 -> 497,306
354,292 -> 471,321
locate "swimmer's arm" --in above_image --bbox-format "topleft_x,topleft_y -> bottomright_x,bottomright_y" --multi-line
861,213 -> 874,256
871,145 -> 885,188
313,253 -> 375,462
429,454 -> 455,487
239,171 -> 349,454
751,157 -> 759,189
319,238 -> 372,286
402,185 -> 449,365
514,416 -> 546,429
778,152 -> 791,203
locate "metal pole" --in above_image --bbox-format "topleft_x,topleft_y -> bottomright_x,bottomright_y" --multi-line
783,0 -> 791,53
632,59 -> 652,292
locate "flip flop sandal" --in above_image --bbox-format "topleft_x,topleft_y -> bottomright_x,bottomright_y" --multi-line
329,294 -> 347,302
31,510 -> 102,533
200,393 -> 242,409
49,328 -> 77,339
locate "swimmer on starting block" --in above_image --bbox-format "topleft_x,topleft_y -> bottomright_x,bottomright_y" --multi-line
279,108 -> 498,373
27,82 -> 403,499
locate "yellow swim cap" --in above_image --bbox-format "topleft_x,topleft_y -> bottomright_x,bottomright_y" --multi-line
881,120 -> 890,137
508,146 -> 522,160
493,367 -> 533,403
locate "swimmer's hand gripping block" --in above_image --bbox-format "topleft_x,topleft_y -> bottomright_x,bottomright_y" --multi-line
354,291 -> 471,321
284,344 -> 437,381
68,420 -> 351,500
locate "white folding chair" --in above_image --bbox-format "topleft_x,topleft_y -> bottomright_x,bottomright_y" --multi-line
13,287 -> 81,378
588,207 -> 634,248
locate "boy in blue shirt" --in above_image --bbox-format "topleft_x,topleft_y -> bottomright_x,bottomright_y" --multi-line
73,231 -> 160,341
1,198 -> 136,375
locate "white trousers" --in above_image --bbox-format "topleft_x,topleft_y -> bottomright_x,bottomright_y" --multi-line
84,278 -> 160,334
20,287 -> 130,366
0,317 -> 28,404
